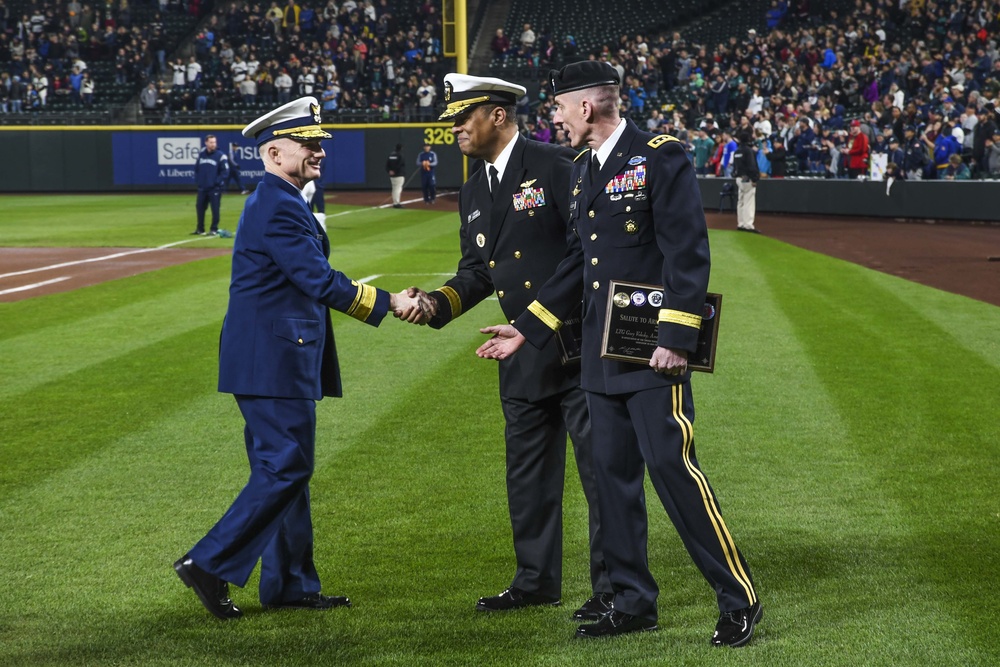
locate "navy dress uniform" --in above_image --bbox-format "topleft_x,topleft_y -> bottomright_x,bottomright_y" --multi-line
175,97 -> 393,619
514,61 -> 760,644
426,73 -> 611,616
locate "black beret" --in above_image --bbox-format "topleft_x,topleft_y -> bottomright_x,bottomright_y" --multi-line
549,61 -> 620,96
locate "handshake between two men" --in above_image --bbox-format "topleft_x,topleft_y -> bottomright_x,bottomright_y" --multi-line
389,287 -> 527,361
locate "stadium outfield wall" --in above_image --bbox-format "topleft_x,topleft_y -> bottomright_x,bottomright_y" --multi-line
0,125 -> 996,222
0,124 -> 465,193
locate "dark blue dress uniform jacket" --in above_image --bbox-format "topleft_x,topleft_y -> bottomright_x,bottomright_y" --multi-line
218,172 -> 390,400
427,136 -> 582,402
515,120 -> 711,394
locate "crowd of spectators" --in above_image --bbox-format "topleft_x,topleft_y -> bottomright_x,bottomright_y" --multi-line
2,0 -> 999,181
0,0 -> 204,113
509,0 -> 1000,179
146,0 -> 455,120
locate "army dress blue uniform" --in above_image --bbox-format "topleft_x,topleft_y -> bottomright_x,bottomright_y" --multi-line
194,145 -> 229,234
425,135 -> 610,602
516,119 -> 758,623
187,168 -> 391,606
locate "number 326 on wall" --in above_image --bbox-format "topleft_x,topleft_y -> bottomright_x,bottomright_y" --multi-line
423,128 -> 455,145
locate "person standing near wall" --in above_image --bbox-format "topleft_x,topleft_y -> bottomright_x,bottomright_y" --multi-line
417,142 -> 438,204
732,130 -> 761,233
192,134 -> 229,236
227,142 -> 249,194
386,143 -> 405,208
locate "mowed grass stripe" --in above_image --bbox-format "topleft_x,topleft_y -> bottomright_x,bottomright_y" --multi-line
0,195 -> 455,248
0,268 -> 230,397
0,320 -> 228,494
0,255 -> 229,343
743,236 -> 1000,663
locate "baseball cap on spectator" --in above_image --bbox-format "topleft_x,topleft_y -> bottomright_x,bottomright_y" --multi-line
889,137 -> 900,144
850,119 -> 861,127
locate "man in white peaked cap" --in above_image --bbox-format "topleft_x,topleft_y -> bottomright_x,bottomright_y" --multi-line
404,73 -> 613,622
174,96 -> 422,620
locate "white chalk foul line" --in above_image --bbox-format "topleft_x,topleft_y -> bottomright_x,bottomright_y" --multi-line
0,276 -> 71,296
0,238 -> 205,281
330,191 -> 458,217
357,273 -> 454,283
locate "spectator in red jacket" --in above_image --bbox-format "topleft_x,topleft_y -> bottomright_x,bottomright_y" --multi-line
846,119 -> 870,179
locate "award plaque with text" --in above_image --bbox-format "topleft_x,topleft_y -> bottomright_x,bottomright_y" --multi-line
554,316 -> 582,365
600,280 -> 721,373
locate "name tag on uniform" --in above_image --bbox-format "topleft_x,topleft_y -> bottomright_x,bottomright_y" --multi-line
467,209 -> 481,223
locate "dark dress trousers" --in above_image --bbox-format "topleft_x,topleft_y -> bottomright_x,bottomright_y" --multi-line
427,136 -> 610,599
515,120 -> 758,620
189,172 -> 390,605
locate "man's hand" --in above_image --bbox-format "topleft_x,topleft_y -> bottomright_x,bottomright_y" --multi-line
476,324 -> 526,360
649,346 -> 688,376
391,287 -> 437,324
390,290 -> 425,323
407,286 -> 438,323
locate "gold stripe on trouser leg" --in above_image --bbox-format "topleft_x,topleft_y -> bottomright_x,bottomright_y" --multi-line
672,384 -> 757,605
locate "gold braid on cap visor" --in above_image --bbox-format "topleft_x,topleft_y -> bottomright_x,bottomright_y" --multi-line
273,125 -> 332,139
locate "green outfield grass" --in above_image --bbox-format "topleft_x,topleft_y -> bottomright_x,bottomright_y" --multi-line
0,195 -> 997,666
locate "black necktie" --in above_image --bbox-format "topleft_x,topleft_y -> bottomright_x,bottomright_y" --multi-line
590,154 -> 600,184
489,166 -> 500,200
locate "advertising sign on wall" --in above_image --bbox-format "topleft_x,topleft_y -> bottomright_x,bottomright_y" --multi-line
111,130 -> 366,187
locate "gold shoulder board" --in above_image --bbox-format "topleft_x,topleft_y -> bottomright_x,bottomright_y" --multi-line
648,134 -> 680,149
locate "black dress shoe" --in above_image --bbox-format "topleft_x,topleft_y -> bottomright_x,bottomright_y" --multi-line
475,587 -> 560,612
575,609 -> 657,638
572,592 -> 614,621
711,601 -> 763,647
264,593 -> 351,610
173,556 -> 242,620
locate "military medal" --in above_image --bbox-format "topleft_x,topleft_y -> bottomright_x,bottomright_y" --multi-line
512,185 -> 547,212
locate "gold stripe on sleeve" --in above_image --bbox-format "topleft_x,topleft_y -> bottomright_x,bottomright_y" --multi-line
527,300 -> 563,331
435,286 -> 462,319
346,280 -> 364,317
348,283 -> 378,322
659,308 -> 702,329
